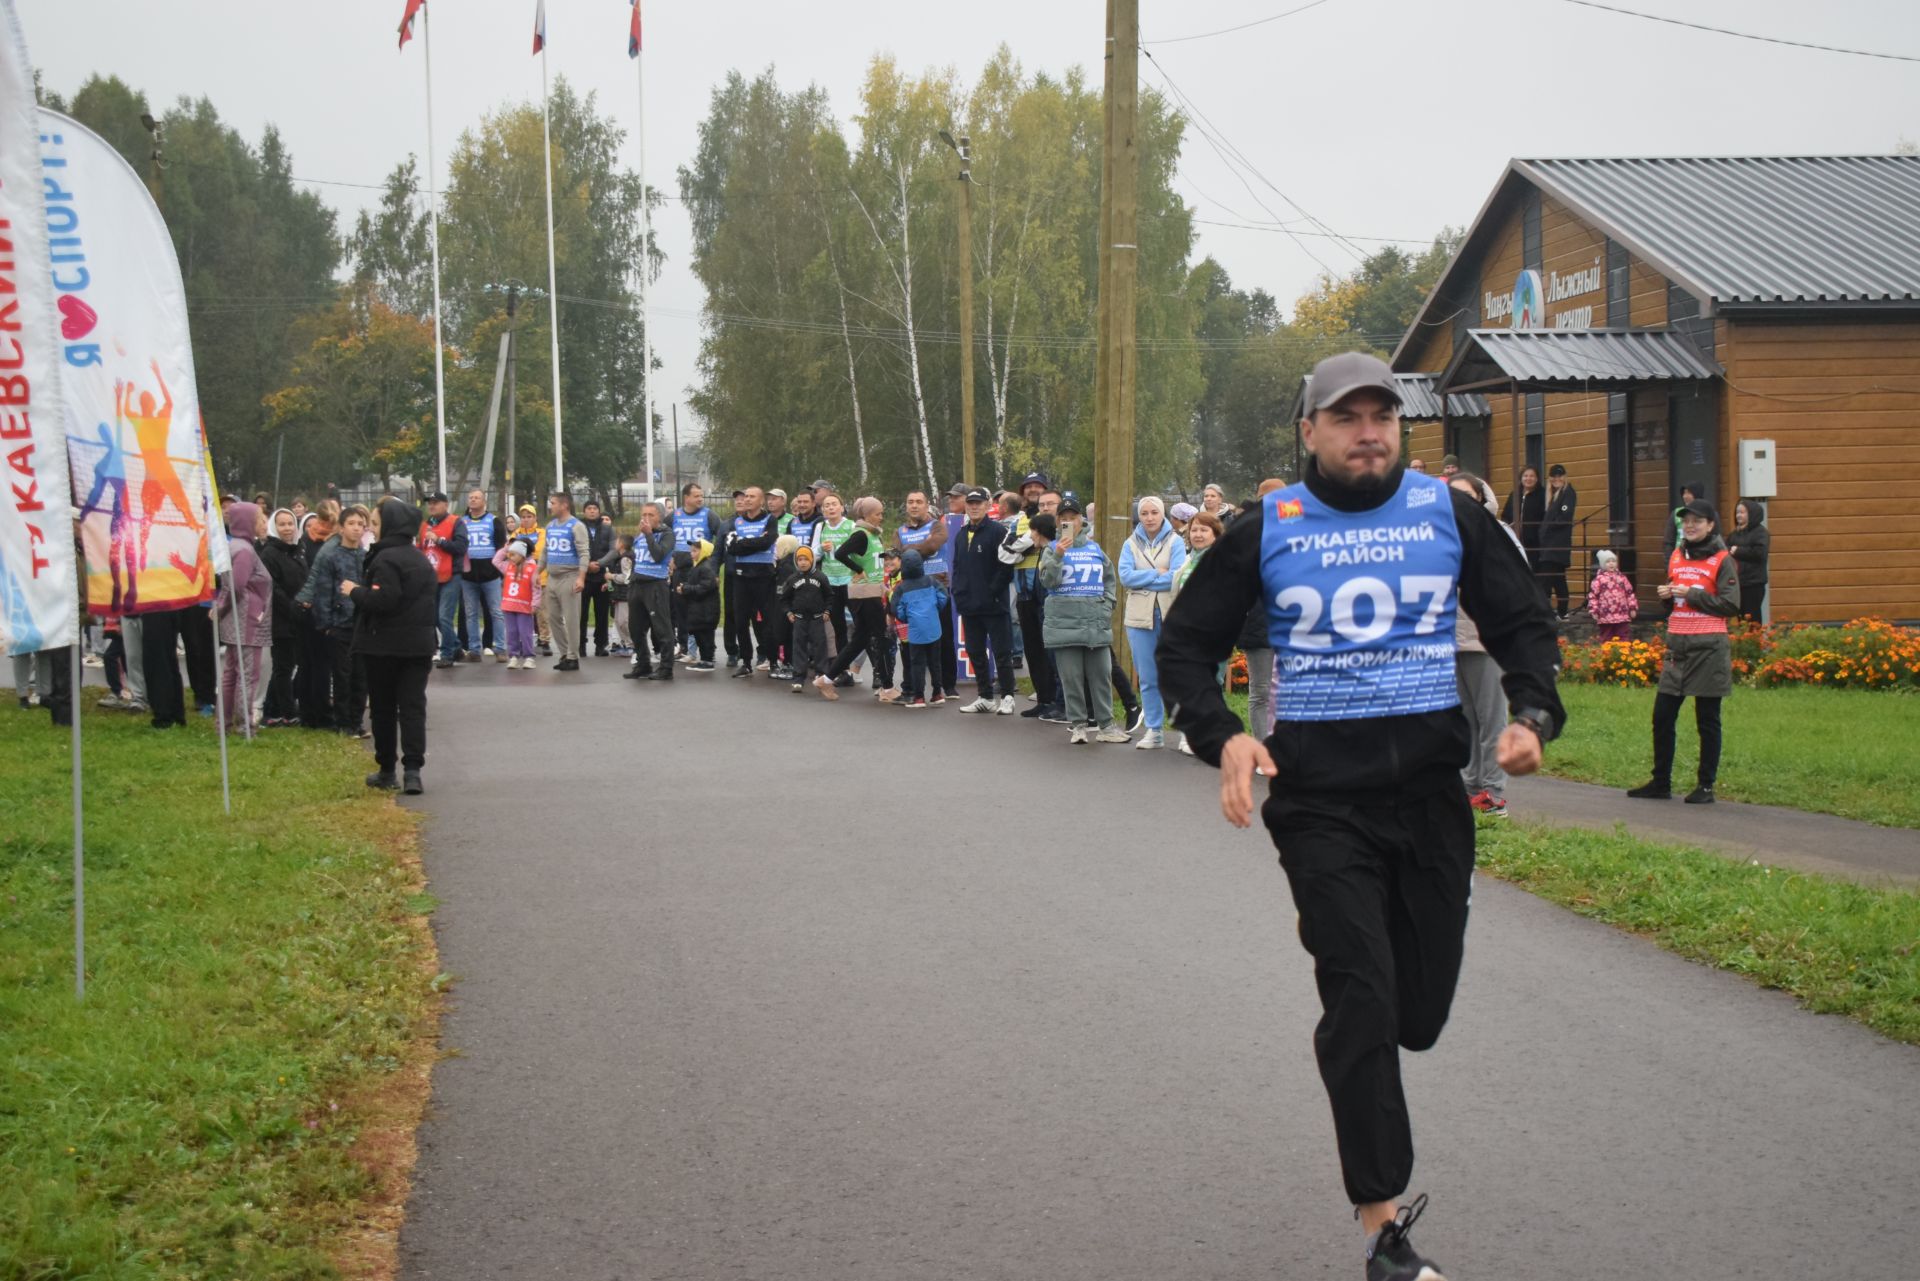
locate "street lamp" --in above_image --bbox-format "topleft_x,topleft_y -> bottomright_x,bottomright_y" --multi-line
937,130 -> 975,485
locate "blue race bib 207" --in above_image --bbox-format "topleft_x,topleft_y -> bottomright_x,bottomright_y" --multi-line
1258,472 -> 1461,722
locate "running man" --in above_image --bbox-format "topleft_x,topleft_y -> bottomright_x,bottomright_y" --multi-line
121,361 -> 203,573
1157,352 -> 1564,1281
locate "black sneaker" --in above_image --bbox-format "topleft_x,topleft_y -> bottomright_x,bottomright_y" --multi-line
730,666 -> 753,679
1126,705 -> 1145,734
1626,780 -> 1672,800
1684,785 -> 1716,804
365,770 -> 400,791
833,673 -> 856,688
1019,703 -> 1048,719
1365,1195 -> 1447,1281
1039,706 -> 1072,725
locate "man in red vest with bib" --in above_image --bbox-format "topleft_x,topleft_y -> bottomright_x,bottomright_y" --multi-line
417,492 -> 468,669
1629,497 -> 1740,804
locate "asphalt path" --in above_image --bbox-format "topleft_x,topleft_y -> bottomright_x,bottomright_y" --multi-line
398,657 -> 1920,1280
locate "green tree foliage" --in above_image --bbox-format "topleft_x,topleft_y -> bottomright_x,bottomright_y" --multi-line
57,76 -> 340,493
1291,232 -> 1461,342
682,52 -> 1202,501
438,77 -> 660,505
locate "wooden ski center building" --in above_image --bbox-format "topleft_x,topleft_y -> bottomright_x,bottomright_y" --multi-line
1387,155 -> 1920,624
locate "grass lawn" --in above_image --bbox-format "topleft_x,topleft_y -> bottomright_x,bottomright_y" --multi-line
1546,684 -> 1920,829
0,692 -> 439,1280
1478,819 -> 1920,1046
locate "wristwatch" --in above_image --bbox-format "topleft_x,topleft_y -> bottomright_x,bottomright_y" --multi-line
1510,708 -> 1555,742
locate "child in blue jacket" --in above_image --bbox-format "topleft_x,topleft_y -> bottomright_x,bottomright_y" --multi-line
888,549 -> 948,708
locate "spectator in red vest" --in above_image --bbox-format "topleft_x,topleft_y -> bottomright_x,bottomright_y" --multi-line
1629,499 -> 1739,805
417,492 -> 467,668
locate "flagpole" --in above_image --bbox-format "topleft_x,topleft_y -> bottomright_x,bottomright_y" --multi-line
635,29 -> 654,504
70,636 -> 84,999
424,4 -> 449,495
235,618 -> 254,741
212,618 -> 231,816
540,42 -> 564,493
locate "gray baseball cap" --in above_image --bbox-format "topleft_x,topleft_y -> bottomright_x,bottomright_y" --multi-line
1303,352 -> 1401,415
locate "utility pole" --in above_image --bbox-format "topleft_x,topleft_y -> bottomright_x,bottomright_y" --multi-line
483,280 -> 537,515
939,130 -> 977,485
1096,0 -> 1140,650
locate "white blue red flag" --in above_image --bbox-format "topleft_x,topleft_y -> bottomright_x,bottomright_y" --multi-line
532,0 -> 546,54
629,1 -> 642,57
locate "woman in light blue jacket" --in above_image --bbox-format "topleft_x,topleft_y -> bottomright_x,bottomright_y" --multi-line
1116,495 -> 1187,749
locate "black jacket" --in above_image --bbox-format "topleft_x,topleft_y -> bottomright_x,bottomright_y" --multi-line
1535,482 -> 1577,570
777,566 -> 833,616
1160,461 -> 1566,796
350,499 -> 439,658
1726,502 -> 1768,589
725,510 -> 781,578
1502,485 -> 1546,550
259,538 -> 308,641
581,518 -> 615,586
950,516 -> 1013,616
674,554 -> 721,629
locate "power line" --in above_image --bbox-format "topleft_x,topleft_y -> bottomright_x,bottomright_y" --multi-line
1145,0 -> 1338,46
1142,50 -> 1372,269
1556,0 -> 1920,63
1191,217 -> 1434,245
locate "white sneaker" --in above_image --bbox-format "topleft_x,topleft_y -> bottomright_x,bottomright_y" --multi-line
1069,726 -> 1089,745
957,696 -> 996,713
1178,735 -> 1194,756
1136,730 -> 1165,750
82,654 -> 104,667
996,695 -> 1016,715
1095,726 -> 1132,744
483,647 -> 495,657
97,694 -> 129,709
509,657 -> 523,670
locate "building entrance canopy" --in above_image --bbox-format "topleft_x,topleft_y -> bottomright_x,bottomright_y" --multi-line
1440,327 -> 1721,395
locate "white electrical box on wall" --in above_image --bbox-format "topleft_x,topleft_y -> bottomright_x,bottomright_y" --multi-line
1739,438 -> 1777,498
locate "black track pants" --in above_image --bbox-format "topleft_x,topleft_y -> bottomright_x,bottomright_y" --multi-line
1265,782 -> 1475,1207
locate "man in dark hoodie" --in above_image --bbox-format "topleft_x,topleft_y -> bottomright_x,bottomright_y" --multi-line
340,498 -> 437,795
1157,352 -> 1563,1281
1629,497 -> 1740,805
623,501 -> 678,682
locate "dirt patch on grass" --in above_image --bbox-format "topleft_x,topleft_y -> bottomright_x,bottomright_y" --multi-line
330,811 -> 444,1281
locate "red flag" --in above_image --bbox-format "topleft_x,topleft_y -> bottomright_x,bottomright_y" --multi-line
397,0 -> 424,49
628,0 -> 642,57
531,0 -> 546,54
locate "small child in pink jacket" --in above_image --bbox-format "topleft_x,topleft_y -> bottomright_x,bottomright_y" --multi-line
1586,549 -> 1638,643
492,540 -> 543,669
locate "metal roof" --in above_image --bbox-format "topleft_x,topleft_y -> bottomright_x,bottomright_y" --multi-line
1441,328 -> 1720,392
1518,156 -> 1920,308
1289,372 -> 1493,422
1395,374 -> 1491,420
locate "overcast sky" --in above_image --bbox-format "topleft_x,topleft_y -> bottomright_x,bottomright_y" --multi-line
24,0 -> 1920,450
